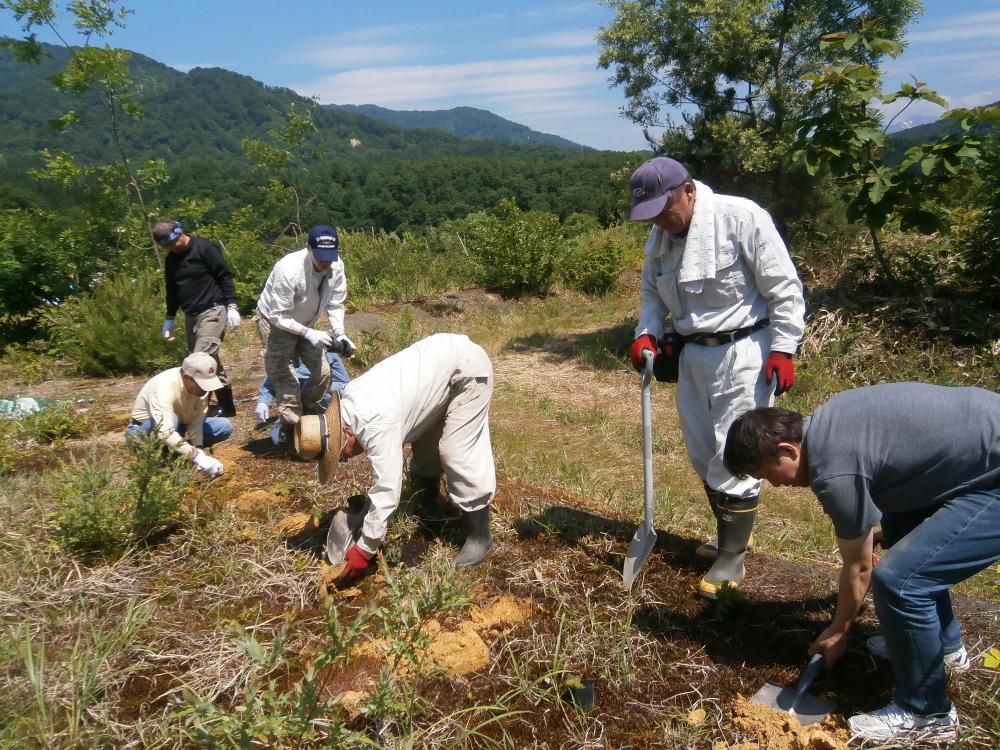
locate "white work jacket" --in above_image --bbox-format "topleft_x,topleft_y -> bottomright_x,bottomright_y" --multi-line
339,334 -> 493,553
636,181 -> 805,355
256,248 -> 347,336
130,367 -> 208,459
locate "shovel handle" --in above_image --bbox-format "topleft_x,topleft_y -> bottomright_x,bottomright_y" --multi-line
641,351 -> 654,525
790,653 -> 824,712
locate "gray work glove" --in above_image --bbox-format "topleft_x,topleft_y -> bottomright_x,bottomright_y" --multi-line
333,333 -> 357,357
304,328 -> 334,349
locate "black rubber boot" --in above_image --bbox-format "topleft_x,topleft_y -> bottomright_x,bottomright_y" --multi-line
695,486 -> 755,561
698,494 -> 758,599
455,506 -> 493,568
411,475 -> 456,536
213,385 -> 237,418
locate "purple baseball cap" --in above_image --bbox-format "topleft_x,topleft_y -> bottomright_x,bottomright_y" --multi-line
628,157 -> 690,221
307,224 -> 339,262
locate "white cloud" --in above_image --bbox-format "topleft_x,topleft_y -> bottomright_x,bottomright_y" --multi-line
885,49 -> 1000,84
907,11 -> 1000,43
293,55 -> 598,107
510,29 -> 598,50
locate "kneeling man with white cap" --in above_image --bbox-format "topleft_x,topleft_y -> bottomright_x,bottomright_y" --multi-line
125,351 -> 233,477
295,333 -> 496,586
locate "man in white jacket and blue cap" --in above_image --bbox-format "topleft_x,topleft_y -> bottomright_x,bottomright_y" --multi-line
626,156 -> 806,599
294,333 -> 496,586
256,224 -> 357,442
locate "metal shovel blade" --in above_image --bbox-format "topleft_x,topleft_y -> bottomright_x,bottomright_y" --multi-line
750,654 -> 834,725
623,351 -> 656,589
623,522 -> 657,589
325,510 -> 354,565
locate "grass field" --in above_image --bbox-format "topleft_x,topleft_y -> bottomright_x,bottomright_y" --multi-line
1,279 -> 998,749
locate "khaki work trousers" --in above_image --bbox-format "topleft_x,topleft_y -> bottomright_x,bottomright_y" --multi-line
185,304 -> 229,385
257,315 -> 330,426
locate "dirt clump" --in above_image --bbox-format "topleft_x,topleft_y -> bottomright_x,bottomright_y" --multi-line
234,489 -> 285,513
274,512 -> 319,538
722,696 -> 850,750
687,706 -> 707,726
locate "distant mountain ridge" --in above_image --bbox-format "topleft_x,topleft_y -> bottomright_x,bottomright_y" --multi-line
887,101 -> 999,151
328,104 -> 588,150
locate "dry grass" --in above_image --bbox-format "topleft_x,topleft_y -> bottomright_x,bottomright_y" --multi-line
0,282 -> 998,748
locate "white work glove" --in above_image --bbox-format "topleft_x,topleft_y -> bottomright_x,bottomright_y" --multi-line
303,328 -> 333,349
254,401 -> 269,422
162,319 -> 175,339
226,306 -> 241,328
333,333 -> 357,357
192,450 -> 224,477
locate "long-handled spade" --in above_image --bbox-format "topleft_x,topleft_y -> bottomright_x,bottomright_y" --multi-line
623,350 -> 656,589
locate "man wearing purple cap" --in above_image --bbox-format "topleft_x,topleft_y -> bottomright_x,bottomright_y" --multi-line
256,224 -> 356,441
626,157 -> 805,599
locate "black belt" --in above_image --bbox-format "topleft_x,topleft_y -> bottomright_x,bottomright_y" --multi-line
683,319 -> 769,346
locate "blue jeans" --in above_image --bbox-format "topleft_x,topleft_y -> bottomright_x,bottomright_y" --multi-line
872,486 -> 1000,714
125,415 -> 233,448
257,352 -> 350,409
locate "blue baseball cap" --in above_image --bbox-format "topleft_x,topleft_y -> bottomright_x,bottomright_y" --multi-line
308,224 -> 339,262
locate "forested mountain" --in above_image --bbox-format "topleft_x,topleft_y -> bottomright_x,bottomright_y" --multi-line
887,101 -> 999,152
0,41 -> 642,229
329,104 -> 587,150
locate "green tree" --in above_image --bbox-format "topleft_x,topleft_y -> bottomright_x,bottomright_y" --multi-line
241,100 -> 320,242
466,199 -> 561,296
793,30 -> 995,284
1,0 -> 166,270
597,0 -> 920,189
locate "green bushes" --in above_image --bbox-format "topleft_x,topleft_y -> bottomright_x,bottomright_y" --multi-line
49,438 -> 192,559
559,225 -> 633,295
466,198 -> 561,296
342,226 -> 475,305
45,269 -> 187,376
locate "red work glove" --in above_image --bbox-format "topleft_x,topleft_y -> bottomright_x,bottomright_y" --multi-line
335,544 -> 374,588
765,351 -> 795,396
629,334 -> 657,371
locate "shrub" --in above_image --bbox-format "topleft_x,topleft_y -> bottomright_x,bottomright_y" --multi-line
559,225 -> 632,295
341,227 -> 473,305
49,437 -> 192,559
17,401 -> 90,444
465,198 -> 561,296
45,269 -> 187,376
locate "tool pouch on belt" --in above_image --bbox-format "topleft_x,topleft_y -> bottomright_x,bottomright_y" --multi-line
653,333 -> 684,383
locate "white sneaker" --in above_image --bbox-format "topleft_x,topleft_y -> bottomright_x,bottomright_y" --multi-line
866,635 -> 971,673
848,701 -> 959,741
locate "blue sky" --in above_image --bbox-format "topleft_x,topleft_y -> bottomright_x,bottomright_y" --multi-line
2,1 -> 997,150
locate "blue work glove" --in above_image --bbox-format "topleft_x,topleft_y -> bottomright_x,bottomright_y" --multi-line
162,319 -> 175,339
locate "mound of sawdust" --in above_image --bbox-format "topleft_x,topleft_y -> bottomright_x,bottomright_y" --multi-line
720,696 -> 850,750
687,707 -> 707,726
470,595 -> 532,631
208,442 -> 245,466
352,595 -> 532,677
274,512 -> 319,537
234,489 -> 285,513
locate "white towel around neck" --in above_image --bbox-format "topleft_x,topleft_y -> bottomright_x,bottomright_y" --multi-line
676,180 -> 717,289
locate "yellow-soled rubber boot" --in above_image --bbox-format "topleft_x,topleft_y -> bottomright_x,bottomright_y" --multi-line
698,494 -> 758,600
694,533 -> 756,560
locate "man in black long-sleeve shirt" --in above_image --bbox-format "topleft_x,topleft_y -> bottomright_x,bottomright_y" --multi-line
154,220 -> 240,416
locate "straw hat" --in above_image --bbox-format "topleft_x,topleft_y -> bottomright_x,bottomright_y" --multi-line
293,392 -> 342,485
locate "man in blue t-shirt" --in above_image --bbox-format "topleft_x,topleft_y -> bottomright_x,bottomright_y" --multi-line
723,382 -> 1000,742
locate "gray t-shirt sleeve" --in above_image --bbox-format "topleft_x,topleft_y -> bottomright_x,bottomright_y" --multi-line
812,474 -> 882,540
